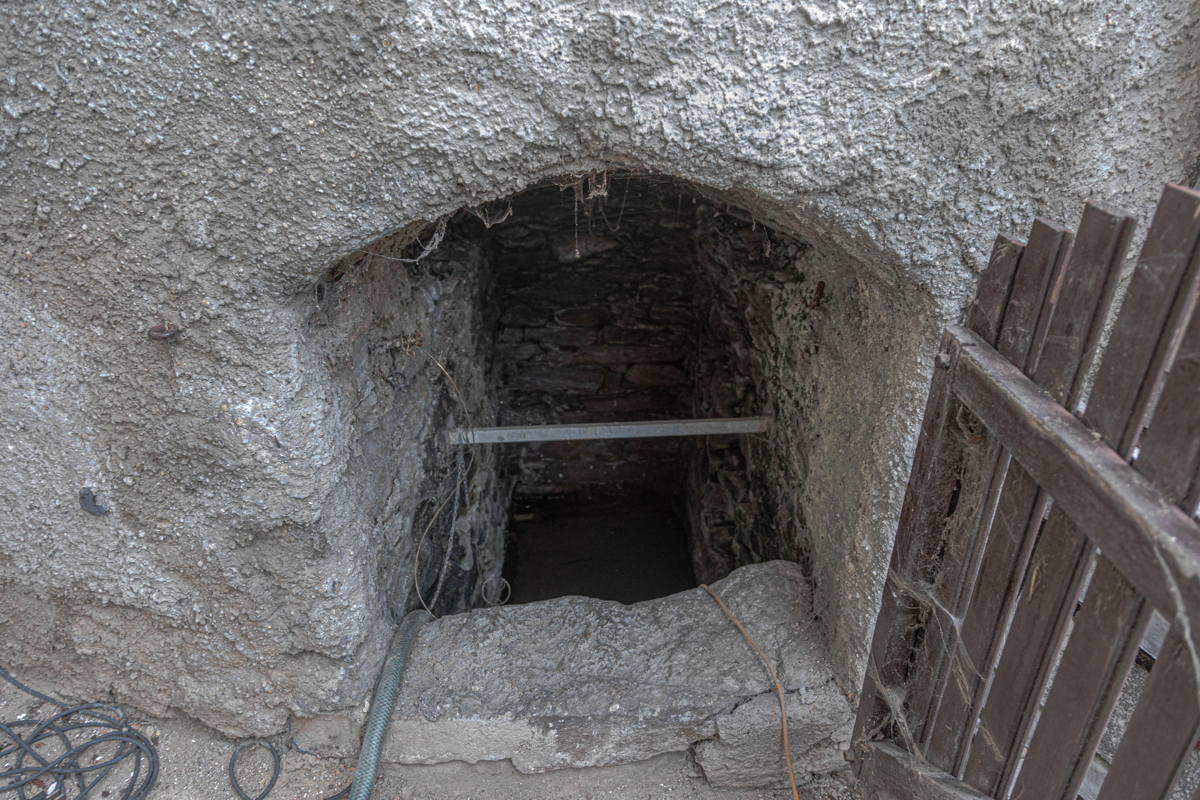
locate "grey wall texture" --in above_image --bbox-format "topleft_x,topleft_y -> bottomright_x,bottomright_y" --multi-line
1,0 -> 1197,738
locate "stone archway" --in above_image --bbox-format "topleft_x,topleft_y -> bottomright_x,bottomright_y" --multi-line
301,169 -> 938,718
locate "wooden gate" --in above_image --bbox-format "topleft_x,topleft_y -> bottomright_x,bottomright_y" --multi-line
853,183 -> 1200,800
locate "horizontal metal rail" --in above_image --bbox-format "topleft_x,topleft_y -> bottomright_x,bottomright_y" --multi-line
450,416 -> 770,445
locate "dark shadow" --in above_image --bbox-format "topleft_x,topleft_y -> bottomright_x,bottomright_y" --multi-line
504,487 -> 696,605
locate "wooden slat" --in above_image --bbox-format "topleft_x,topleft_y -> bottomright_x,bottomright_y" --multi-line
917,229 -> 1049,758
994,220 -> 1070,372
1137,275 -> 1200,504
1097,629 -> 1200,800
964,235 -> 1024,344
853,333 -> 966,747
1008,557 -> 1149,800
968,511 -> 1091,791
1097,293 -> 1200,799
922,221 -> 1071,772
1084,184 -> 1200,456
959,204 -> 1136,793
914,440 -> 1010,757
855,235 -> 1024,752
1031,204 -> 1136,408
1010,185 -> 1200,799
858,743 -> 993,800
1135,234 -> 1200,685
929,466 -> 1043,773
948,325 -> 1200,622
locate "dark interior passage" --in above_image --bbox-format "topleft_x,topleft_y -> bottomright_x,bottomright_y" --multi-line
503,488 -> 695,605
467,174 -> 793,605
483,176 -> 704,604
487,177 -> 699,498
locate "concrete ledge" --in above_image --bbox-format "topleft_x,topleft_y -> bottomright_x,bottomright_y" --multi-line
383,561 -> 853,787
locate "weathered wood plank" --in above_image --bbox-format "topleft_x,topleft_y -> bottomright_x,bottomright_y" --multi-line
1084,183 -> 1200,457
1096,629 -> 1200,800
915,440 -> 1010,761
1007,185 -> 1200,798
1031,204 -> 1137,408
855,235 -> 1024,752
1007,557 -> 1149,800
853,333 -> 965,749
996,220 -> 1072,375
922,220 -> 1071,772
1095,292 -> 1200,799
967,510 -> 1091,792
1137,272 -> 1200,504
964,235 -> 1025,345
858,743 -> 992,800
948,325 -> 1200,621
927,466 -> 1043,774
960,204 -> 1136,793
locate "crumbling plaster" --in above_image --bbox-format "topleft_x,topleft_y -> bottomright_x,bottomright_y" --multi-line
1,0 -> 1197,736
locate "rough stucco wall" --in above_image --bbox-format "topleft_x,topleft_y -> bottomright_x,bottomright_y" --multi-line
1,0 -> 1197,735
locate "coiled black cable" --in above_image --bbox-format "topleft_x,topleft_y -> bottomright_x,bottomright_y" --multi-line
227,741 -> 280,800
0,666 -> 158,799
227,740 -> 349,800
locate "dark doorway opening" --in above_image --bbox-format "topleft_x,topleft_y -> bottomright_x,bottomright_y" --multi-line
480,176 -> 708,604
466,173 -> 789,605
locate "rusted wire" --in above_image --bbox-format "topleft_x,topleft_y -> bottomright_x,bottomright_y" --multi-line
699,584 -> 801,800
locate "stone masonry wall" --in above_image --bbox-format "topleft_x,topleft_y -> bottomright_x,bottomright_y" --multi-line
685,201 -> 934,661
685,216 -> 813,583
312,229 -> 510,620
488,178 -> 698,498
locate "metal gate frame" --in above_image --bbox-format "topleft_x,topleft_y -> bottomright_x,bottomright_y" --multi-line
853,184 -> 1200,800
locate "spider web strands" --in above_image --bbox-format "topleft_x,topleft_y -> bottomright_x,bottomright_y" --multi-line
854,183 -> 1200,800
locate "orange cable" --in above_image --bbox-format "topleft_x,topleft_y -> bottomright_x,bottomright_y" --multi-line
700,583 -> 801,800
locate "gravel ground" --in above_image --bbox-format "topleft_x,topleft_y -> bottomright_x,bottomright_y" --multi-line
1,672 -> 860,799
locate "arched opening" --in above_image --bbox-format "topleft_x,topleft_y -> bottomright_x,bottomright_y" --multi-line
314,169 -> 936,694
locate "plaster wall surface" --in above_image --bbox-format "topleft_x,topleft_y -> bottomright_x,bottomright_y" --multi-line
1,0 -> 1197,736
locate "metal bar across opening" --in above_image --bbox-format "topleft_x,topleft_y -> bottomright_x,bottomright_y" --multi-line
450,416 -> 770,445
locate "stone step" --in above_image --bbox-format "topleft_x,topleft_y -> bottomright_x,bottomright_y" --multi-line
382,560 -> 854,790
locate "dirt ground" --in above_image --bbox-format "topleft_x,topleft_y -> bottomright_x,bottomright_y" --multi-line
1,673 -> 859,800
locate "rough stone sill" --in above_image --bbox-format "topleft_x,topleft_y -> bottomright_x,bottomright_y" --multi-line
365,561 -> 855,789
